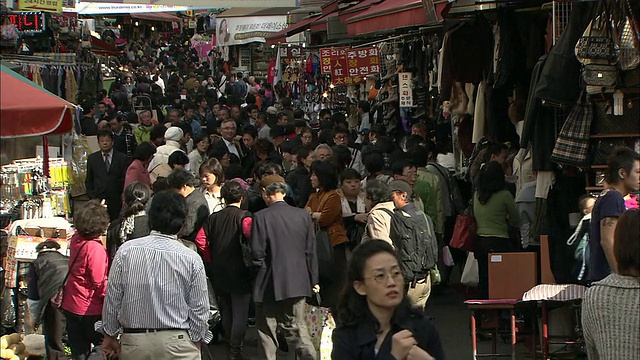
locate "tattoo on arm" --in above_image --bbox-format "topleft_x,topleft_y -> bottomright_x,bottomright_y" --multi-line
602,217 -> 617,227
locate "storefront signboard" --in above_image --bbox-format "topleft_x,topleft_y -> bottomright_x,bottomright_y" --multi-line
217,15 -> 287,46
18,0 -> 63,13
1,11 -> 46,33
346,46 -> 381,78
398,72 -> 413,107
63,2 -> 190,14
320,46 -> 381,85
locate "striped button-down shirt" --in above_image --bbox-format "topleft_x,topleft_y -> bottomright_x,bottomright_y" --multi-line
102,231 -> 212,343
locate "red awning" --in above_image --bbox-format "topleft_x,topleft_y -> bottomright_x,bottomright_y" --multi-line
346,0 -> 427,35
90,35 -> 122,56
338,0 -> 384,22
131,12 -> 181,22
266,15 -> 321,46
310,11 -> 337,32
0,65 -> 75,138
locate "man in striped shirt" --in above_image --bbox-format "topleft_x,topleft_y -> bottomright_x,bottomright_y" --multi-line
101,191 -> 212,360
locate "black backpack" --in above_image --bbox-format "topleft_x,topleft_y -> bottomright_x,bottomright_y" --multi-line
380,208 -> 438,281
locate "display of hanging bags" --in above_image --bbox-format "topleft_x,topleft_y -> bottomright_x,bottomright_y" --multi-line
551,90 -> 594,167
616,0 -> 640,71
575,1 -> 621,94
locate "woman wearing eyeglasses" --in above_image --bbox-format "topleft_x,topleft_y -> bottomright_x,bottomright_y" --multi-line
332,240 -> 445,360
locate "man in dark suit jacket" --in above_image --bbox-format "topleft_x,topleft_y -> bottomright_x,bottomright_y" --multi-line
250,175 -> 318,360
85,130 -> 130,221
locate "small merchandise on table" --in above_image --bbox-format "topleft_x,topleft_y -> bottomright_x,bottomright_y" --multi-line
1,157 -> 71,219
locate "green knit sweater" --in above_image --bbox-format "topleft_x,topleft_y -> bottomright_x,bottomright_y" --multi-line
473,190 -> 519,238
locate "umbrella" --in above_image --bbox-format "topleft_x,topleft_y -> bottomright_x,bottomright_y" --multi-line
0,64 -> 75,139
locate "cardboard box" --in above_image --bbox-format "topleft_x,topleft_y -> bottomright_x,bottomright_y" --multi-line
488,252 -> 538,299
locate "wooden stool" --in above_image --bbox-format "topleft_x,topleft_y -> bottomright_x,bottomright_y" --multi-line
465,299 -> 537,360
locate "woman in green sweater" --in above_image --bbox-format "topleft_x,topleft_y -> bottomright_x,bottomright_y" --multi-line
473,161 -> 520,298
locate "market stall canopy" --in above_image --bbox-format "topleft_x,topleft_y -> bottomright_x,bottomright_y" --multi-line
79,0 -> 298,7
0,65 -> 75,138
346,0 -> 445,35
130,11 -> 182,22
266,14 -> 321,46
90,35 -> 123,56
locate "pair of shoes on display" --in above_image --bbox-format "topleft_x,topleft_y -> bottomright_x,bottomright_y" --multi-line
384,107 -> 397,120
382,64 -> 403,80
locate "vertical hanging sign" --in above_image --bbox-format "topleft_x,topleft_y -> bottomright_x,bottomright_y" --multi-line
398,72 -> 413,107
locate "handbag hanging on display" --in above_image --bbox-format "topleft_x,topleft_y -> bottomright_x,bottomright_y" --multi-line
575,2 -> 619,65
616,0 -> 640,71
575,1 -> 622,95
583,63 -> 619,94
551,90 -> 594,167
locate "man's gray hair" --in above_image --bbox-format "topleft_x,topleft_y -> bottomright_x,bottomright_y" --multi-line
314,144 -> 333,157
263,182 -> 289,196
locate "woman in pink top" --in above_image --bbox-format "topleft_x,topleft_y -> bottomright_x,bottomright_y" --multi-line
61,200 -> 110,359
124,142 -> 155,188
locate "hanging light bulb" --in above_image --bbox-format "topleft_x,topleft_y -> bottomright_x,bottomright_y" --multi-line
271,44 -> 275,49
322,91 -> 329,98
117,24 -> 121,29
151,26 -> 155,31
134,21 -> 139,27
329,83 -> 335,89
302,43 -> 306,48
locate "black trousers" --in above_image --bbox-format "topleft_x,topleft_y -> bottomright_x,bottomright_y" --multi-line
320,243 -> 349,312
218,291 -> 251,347
474,236 -> 514,299
63,310 -> 103,359
43,303 -> 66,360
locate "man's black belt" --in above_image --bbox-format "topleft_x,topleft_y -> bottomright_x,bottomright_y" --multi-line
122,328 -> 185,333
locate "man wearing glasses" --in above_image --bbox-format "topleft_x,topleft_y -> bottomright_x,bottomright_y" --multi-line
333,126 -> 365,176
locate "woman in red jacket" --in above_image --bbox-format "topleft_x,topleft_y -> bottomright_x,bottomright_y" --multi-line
61,200 -> 110,359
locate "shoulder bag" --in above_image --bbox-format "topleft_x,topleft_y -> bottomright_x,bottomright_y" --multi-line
50,240 -> 90,308
450,200 -> 477,252
314,193 -> 335,283
551,90 -> 594,167
237,211 -> 253,268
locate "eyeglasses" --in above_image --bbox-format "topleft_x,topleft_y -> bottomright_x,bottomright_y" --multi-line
365,269 -> 403,283
333,135 -> 346,140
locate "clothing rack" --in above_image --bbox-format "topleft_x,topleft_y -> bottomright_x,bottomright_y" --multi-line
0,54 -> 96,67
352,23 -> 444,48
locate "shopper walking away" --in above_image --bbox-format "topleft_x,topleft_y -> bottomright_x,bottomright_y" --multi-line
101,191 -> 212,360
250,175 -> 319,360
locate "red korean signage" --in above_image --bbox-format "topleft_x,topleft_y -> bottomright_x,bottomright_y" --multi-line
1,12 -> 46,33
346,47 -> 381,78
319,47 -> 346,75
320,46 -> 381,85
